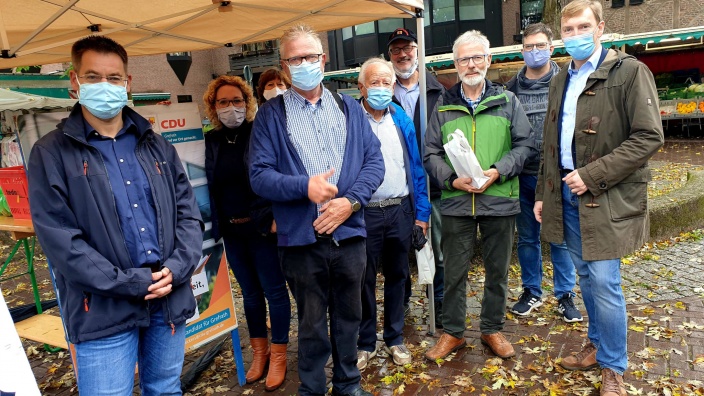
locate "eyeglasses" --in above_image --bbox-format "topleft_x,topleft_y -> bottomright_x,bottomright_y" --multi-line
455,55 -> 488,67
522,42 -> 550,51
282,54 -> 322,66
216,98 -> 246,108
78,74 -> 127,85
389,45 -> 418,55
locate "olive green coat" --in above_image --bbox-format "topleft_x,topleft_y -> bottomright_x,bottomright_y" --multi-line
536,49 -> 664,261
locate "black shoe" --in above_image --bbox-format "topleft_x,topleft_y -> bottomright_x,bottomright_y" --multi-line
331,387 -> 373,396
434,300 -> 443,329
557,294 -> 583,323
511,288 -> 543,316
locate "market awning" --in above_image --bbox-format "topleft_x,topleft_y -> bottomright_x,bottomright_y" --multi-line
0,87 -> 75,110
132,93 -> 171,101
0,0 -> 423,69
324,26 -> 704,82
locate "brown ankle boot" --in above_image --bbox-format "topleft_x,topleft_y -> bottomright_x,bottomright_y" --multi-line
265,343 -> 287,391
246,338 -> 270,383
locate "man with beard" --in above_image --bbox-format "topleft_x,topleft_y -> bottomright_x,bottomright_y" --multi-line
387,28 -> 445,325
424,30 -> 536,360
505,23 -> 583,323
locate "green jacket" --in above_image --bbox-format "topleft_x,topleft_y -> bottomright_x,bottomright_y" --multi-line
424,80 -> 536,217
536,49 -> 664,261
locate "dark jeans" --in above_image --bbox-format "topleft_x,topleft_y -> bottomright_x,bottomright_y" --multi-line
442,214 -> 515,337
359,197 -> 414,352
280,237 -> 366,396
223,233 -> 291,344
404,198 -> 444,304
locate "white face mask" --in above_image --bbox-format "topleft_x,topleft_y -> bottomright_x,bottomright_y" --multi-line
394,58 -> 418,80
263,87 -> 287,101
216,106 -> 245,129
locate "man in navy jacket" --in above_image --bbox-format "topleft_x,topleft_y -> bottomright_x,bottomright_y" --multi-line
249,24 -> 384,396
27,36 -> 203,395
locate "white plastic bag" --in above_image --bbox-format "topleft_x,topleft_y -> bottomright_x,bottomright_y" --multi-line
443,129 -> 489,189
416,242 -> 435,285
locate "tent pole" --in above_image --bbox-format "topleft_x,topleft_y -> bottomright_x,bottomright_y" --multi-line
415,7 -> 436,336
9,0 -> 80,57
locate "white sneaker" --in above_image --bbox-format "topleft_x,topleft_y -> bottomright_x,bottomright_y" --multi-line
385,344 -> 412,365
356,348 -> 377,370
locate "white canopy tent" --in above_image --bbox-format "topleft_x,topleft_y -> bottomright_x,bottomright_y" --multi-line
0,0 -> 444,331
0,88 -> 76,111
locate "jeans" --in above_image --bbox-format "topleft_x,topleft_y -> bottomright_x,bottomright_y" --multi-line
517,175 -> 575,298
280,237 -> 366,396
404,198 -> 444,304
359,198 -> 413,352
561,182 -> 627,374
223,232 -> 291,344
442,214 -> 515,337
74,305 -> 185,395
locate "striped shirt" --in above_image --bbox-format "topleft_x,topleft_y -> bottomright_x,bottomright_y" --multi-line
284,87 -> 347,214
460,80 -> 486,112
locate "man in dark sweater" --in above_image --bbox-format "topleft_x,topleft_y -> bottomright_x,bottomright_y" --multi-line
505,23 -> 583,323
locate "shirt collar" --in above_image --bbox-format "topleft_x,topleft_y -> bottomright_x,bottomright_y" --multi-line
286,85 -> 325,109
84,113 -> 136,140
361,100 -> 390,122
460,80 -> 486,108
395,82 -> 419,93
568,45 -> 602,76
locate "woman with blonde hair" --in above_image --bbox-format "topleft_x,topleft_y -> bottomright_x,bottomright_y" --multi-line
203,75 -> 290,391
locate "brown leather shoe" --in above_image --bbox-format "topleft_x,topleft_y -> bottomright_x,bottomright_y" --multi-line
425,333 -> 466,361
560,342 -> 598,371
600,368 -> 626,395
480,332 -> 515,359
265,343 -> 287,391
246,338 -> 270,383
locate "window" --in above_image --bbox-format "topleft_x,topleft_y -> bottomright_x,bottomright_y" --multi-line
629,0 -> 643,5
342,26 -> 353,40
459,0 -> 485,20
355,22 -> 376,35
520,0 -> 544,29
424,0 -> 431,26
611,0 -> 625,7
432,0 -> 456,23
378,18 -> 403,33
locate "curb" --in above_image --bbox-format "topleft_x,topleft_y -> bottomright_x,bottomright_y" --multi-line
649,170 -> 704,242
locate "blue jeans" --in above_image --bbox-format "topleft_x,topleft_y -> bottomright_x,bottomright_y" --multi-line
223,232 -> 291,344
517,175 -> 575,297
74,305 -> 185,395
562,182 -> 627,374
280,237 -> 366,396
359,198 -> 413,352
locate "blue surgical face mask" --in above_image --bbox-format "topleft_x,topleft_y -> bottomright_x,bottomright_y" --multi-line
77,79 -> 128,120
289,61 -> 323,91
523,48 -> 551,69
365,87 -> 393,110
563,31 -> 597,61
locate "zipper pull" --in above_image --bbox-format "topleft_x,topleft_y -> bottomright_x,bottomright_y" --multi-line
170,322 -> 175,336
83,160 -> 88,176
155,160 -> 162,174
84,297 -> 89,312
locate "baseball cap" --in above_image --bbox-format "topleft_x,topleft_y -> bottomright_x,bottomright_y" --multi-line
387,28 -> 417,47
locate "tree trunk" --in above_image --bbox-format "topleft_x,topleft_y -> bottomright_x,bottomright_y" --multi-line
542,0 -> 563,38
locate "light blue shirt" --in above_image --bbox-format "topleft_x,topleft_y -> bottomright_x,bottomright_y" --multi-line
560,47 -> 602,170
394,82 -> 420,121
361,105 -> 409,202
284,87 -> 347,215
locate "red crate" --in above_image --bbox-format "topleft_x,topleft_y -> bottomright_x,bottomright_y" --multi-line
0,166 -> 31,220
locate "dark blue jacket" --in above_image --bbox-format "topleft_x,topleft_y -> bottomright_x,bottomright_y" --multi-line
27,104 -> 203,344
362,100 -> 431,222
249,91 -> 385,247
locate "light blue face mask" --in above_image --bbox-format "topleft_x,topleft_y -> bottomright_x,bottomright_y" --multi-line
77,79 -> 128,120
523,48 -> 551,69
563,31 -> 596,61
289,61 -> 323,91
365,87 -> 393,110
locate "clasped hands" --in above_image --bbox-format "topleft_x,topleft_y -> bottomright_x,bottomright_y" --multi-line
308,169 -> 352,235
146,266 -> 173,300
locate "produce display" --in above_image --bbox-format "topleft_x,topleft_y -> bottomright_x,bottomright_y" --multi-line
677,101 -> 698,114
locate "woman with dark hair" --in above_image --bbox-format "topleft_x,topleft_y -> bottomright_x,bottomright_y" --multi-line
203,75 -> 290,391
256,68 -> 291,105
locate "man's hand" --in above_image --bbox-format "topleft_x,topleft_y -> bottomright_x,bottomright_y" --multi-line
415,220 -> 428,235
313,198 -> 353,235
563,170 -> 587,195
466,169 -> 500,194
534,201 -> 543,224
308,169 -> 338,204
452,177 -> 474,192
146,267 -> 173,300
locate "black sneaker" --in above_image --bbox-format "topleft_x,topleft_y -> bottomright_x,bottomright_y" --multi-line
511,289 -> 543,316
557,294 -> 583,323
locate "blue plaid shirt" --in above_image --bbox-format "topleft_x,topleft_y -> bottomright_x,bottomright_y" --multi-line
284,87 -> 347,215
460,80 -> 486,112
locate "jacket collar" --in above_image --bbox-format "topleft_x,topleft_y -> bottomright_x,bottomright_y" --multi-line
61,103 -> 154,144
444,79 -> 507,110
507,60 -> 561,92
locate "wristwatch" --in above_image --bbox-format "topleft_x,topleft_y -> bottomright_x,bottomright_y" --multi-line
346,197 -> 361,212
